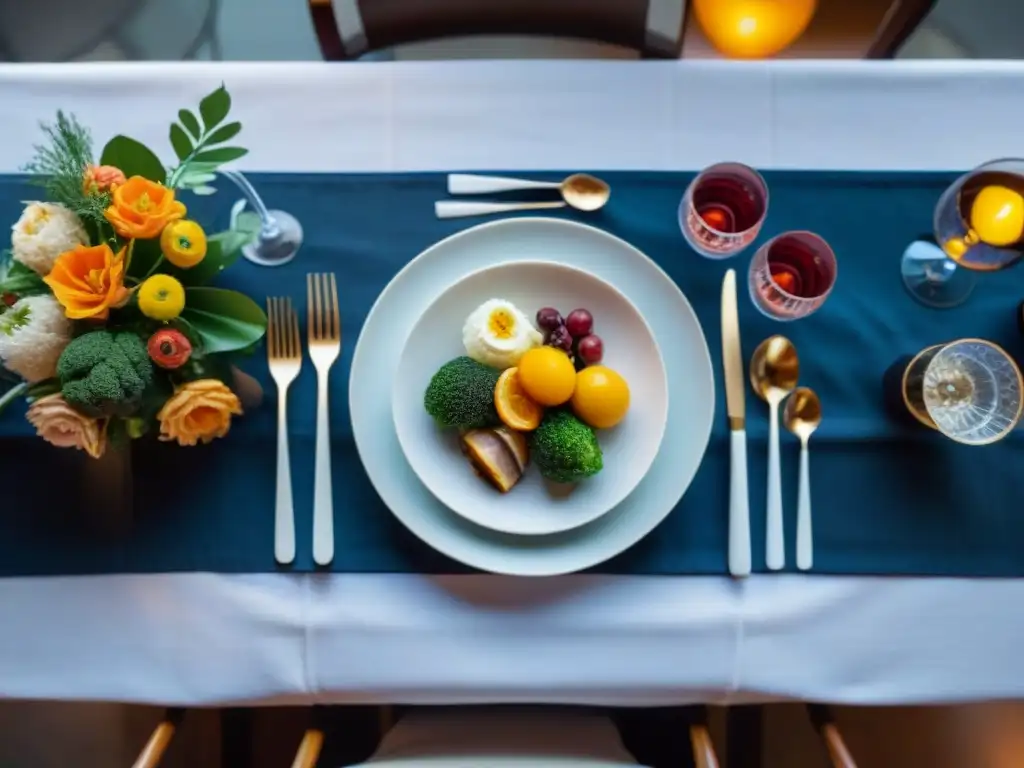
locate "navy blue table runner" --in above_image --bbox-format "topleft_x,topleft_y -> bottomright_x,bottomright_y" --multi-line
2,171 -> 1022,577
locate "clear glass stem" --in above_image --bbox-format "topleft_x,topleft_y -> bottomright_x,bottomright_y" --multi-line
220,169 -> 280,239
0,382 -> 28,416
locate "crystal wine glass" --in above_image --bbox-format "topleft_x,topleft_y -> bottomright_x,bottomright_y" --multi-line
221,169 -> 303,267
902,158 -> 1024,308
898,339 -> 1022,445
679,162 -> 768,259
747,231 -> 837,321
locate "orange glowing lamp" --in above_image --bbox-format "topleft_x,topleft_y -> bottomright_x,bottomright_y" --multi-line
693,0 -> 817,59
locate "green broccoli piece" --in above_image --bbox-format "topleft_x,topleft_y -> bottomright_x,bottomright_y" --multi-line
57,330 -> 154,417
424,356 -> 501,429
531,409 -> 603,483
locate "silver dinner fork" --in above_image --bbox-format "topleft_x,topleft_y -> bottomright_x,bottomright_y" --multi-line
308,273 -> 341,566
266,297 -> 301,565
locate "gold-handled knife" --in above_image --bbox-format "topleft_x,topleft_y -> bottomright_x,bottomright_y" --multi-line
721,269 -> 751,577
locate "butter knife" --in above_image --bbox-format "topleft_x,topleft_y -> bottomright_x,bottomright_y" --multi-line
721,270 -> 752,577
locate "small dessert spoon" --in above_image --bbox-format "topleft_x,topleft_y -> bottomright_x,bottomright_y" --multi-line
784,387 -> 822,571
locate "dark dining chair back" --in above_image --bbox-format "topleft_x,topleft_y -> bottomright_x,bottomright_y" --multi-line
310,0 -> 686,60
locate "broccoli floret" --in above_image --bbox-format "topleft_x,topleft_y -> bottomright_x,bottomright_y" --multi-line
531,409 -> 603,483
57,330 -> 154,417
424,356 -> 501,429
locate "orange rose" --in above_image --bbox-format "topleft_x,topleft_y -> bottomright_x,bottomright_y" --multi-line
43,244 -> 131,320
83,164 -> 127,195
104,176 -> 186,239
157,379 -> 243,447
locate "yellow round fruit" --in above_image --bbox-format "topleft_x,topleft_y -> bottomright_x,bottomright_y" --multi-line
571,365 -> 631,429
160,220 -> 208,268
516,347 -> 576,406
138,274 -> 186,321
494,367 -> 543,431
969,185 -> 1024,247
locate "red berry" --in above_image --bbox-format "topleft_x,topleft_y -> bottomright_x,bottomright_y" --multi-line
577,334 -> 603,365
536,307 -> 562,332
547,326 -> 573,352
565,309 -> 593,337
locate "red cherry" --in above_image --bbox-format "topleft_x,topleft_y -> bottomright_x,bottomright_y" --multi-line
577,334 -> 604,365
565,309 -> 593,338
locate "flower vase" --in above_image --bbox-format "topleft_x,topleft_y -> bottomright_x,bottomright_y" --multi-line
232,365 -> 264,410
81,443 -> 134,535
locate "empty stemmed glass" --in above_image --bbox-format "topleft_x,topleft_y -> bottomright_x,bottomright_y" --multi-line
894,339 -> 1022,445
902,158 -> 1024,308
221,169 -> 304,267
748,231 -> 837,321
679,162 -> 768,259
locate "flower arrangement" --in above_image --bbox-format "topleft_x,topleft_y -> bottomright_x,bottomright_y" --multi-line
0,85 -> 266,458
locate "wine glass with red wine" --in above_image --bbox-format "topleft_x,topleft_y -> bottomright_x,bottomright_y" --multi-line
679,162 -> 768,259
902,158 -> 1024,309
748,231 -> 837,321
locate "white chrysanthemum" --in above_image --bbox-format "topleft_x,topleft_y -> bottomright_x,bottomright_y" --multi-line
0,295 -> 72,383
11,202 -> 88,276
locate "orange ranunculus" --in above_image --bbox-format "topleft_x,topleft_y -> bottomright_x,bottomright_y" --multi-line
43,244 -> 131,320
82,164 -> 127,195
103,176 -> 186,239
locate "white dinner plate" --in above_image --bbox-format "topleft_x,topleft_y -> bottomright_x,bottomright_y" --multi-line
393,261 -> 669,536
350,218 -> 714,576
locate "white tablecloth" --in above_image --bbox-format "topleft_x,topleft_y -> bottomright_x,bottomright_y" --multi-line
2,61 -> 1024,707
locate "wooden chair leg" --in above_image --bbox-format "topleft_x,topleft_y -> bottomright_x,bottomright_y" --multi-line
727,705 -> 764,768
131,708 -> 184,768
807,704 -> 858,768
290,727 -> 325,768
690,721 -> 720,768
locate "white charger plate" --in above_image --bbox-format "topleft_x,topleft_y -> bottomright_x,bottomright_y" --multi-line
350,218 -> 714,576
392,261 -> 669,536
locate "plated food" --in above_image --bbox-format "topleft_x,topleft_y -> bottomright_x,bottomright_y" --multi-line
424,297 -> 632,495
392,259 -> 669,537
357,218 -> 712,572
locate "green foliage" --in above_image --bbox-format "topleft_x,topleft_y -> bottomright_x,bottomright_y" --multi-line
180,228 -> 255,285
0,304 -> 31,336
178,109 -> 201,139
25,378 -> 60,401
56,330 -> 154,417
99,135 -> 166,183
124,237 -> 163,281
0,255 -> 48,298
106,416 -> 130,451
22,111 -> 109,231
530,410 -> 603,483
423,356 -> 502,430
180,287 -> 267,354
166,85 -> 248,193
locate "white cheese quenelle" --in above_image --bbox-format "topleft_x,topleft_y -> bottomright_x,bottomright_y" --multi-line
462,298 -> 543,370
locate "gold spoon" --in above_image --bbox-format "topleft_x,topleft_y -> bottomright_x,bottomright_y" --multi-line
559,173 -> 612,211
784,387 -> 821,571
444,172 -> 611,212
750,335 -> 800,571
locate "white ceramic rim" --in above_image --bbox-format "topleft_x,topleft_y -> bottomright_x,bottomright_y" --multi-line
391,258 -> 669,536
349,217 -> 715,576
